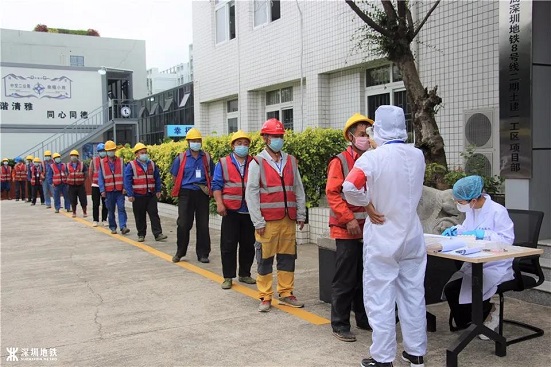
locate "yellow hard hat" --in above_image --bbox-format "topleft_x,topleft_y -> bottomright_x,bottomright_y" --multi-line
26,155 -> 34,161
2,158 -> 8,162
185,128 -> 202,140
44,150 -> 52,156
133,142 -> 147,153
52,152 -> 61,159
344,113 -> 374,141
33,157 -> 41,163
104,140 -> 117,151
70,149 -> 79,156
230,130 -> 251,146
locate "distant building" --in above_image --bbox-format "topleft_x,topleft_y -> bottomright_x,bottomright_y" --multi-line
146,44 -> 193,95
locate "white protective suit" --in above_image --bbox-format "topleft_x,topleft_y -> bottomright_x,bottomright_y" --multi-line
342,105 -> 427,363
447,194 -> 515,304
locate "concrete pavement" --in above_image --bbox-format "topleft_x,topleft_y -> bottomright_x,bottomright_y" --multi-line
1,199 -> 550,366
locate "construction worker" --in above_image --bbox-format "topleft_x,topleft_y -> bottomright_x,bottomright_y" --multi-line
326,113 -> 372,342
13,156 -> 27,201
47,152 -> 71,213
66,150 -> 88,218
89,143 -> 108,226
42,151 -> 54,208
170,127 -> 214,263
245,118 -> 307,312
99,140 -> 129,235
124,143 -> 167,242
212,130 -> 256,290
1,158 -> 12,200
25,155 -> 34,202
30,157 -> 45,205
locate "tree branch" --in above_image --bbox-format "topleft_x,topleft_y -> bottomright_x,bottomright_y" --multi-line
406,7 -> 415,40
412,0 -> 441,39
381,0 -> 398,24
397,0 -> 407,19
345,0 -> 392,38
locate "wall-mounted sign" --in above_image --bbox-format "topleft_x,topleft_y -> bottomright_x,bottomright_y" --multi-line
166,125 -> 194,137
3,74 -> 72,99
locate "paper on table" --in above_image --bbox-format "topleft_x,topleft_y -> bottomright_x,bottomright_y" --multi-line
424,234 -> 466,252
453,246 -> 484,255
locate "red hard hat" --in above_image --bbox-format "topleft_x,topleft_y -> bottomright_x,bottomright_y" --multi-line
260,118 -> 285,135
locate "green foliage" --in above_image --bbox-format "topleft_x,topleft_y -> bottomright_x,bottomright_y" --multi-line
424,162 -> 448,188
33,24 -> 100,36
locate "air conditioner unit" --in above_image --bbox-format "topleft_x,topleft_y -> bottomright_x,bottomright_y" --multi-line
463,109 -> 499,176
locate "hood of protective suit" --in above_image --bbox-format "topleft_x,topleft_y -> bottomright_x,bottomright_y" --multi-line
373,105 -> 408,146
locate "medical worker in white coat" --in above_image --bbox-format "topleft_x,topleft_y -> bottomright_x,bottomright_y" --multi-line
342,105 -> 427,367
442,175 -> 514,337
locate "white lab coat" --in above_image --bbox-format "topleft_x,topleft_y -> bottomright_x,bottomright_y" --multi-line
342,142 -> 427,363
447,194 -> 515,304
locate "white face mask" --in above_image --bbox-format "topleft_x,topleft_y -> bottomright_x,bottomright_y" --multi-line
456,202 -> 472,213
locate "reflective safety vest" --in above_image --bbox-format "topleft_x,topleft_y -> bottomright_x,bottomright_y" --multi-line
51,163 -> 67,186
128,160 -> 156,195
41,160 -> 52,175
328,147 -> 368,228
14,163 -> 27,181
100,157 -> 124,192
171,151 -> 212,197
220,155 -> 252,210
67,161 -> 85,186
90,157 -> 101,185
1,166 -> 12,182
31,165 -> 44,186
256,155 -> 297,221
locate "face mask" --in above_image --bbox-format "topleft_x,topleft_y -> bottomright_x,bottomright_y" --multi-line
107,151 -> 115,158
44,156 -> 51,161
54,158 -> 61,164
234,145 -> 249,157
353,136 -> 370,151
34,162 -> 40,167
70,156 -> 78,162
268,138 -> 284,152
98,151 -> 106,158
456,202 -> 472,213
189,142 -> 202,152
3,162 -> 8,166
139,154 -> 149,162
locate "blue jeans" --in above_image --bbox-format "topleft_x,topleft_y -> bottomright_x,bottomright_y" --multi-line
42,180 -> 53,207
105,191 -> 127,230
53,184 -> 70,210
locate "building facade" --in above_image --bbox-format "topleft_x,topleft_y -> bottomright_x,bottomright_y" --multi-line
146,44 -> 193,95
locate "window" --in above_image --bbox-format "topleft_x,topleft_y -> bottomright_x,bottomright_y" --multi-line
266,111 -> 279,120
226,98 -> 239,133
282,108 -> 293,130
266,90 -> 280,105
215,0 -> 236,44
280,87 -> 293,103
254,0 -> 280,27
227,99 -> 238,112
228,117 -> 238,133
70,55 -> 84,67
265,86 -> 293,129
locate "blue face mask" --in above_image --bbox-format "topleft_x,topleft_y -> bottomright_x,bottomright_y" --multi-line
107,151 -> 115,158
234,145 -> 249,157
98,151 -> 106,158
269,138 -> 284,152
139,154 -> 149,162
54,158 -> 61,164
189,142 -> 202,152
34,162 -> 40,166
44,156 -> 51,161
70,156 -> 78,162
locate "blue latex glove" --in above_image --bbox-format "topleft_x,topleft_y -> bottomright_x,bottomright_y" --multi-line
442,226 -> 457,237
462,229 -> 485,240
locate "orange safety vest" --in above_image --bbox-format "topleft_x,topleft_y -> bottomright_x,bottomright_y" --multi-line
128,160 -> 156,195
14,163 -> 27,181
90,156 -> 101,185
1,166 -> 12,182
31,165 -> 44,186
256,154 -> 298,221
328,147 -> 368,229
219,155 -> 252,210
51,163 -> 67,186
67,161 -> 85,186
171,151 -> 212,197
100,157 -> 124,192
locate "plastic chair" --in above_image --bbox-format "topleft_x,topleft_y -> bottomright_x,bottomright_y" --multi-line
496,209 -> 545,345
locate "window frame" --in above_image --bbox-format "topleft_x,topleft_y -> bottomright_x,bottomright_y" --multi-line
69,55 -> 84,67
253,0 -> 281,29
215,0 -> 236,45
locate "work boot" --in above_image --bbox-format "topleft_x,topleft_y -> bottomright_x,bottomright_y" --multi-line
238,276 -> 256,284
92,221 -> 98,227
121,227 -> 130,234
401,351 -> 424,367
278,295 -> 304,308
332,330 -> 356,342
155,234 -> 168,241
258,300 -> 271,312
198,257 -> 210,263
172,255 -> 182,263
111,229 -> 117,234
361,358 -> 393,367
82,207 -> 87,217
221,278 -> 232,290
137,236 -> 145,242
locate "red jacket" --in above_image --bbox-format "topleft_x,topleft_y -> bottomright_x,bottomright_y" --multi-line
67,161 -> 85,186
90,156 -> 101,186
51,163 -> 67,186
219,155 -> 252,210
13,163 -> 27,181
31,165 -> 44,186
1,165 -> 12,182
100,157 -> 124,192
256,155 -> 298,221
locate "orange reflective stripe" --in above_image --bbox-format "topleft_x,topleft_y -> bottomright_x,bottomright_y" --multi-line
100,158 -> 124,191
346,167 -> 367,189
129,160 -> 155,195
67,161 -> 85,185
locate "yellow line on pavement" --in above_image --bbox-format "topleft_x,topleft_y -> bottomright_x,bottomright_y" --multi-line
61,211 -> 330,325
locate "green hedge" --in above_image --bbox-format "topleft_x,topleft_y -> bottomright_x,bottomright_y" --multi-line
117,128 -> 347,208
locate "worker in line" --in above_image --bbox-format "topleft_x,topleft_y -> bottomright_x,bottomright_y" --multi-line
1,158 -> 12,200
99,140 -> 129,235
89,143 -> 108,227
343,105 -> 427,367
42,151 -> 54,208
442,175 -> 514,339
170,128 -> 214,264
245,118 -> 307,312
30,157 -> 45,205
124,143 -> 167,242
66,150 -> 88,218
326,113 -> 372,342
13,157 -> 27,202
47,152 -> 71,213
212,130 -> 256,290
25,155 -> 33,202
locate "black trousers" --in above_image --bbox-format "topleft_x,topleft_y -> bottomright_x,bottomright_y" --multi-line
331,238 -> 369,332
220,211 -> 255,278
26,181 -> 32,201
68,184 -> 87,210
132,195 -> 163,237
444,278 -> 493,330
15,181 -> 26,200
31,185 -> 44,204
176,189 -> 211,258
91,186 -> 108,222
